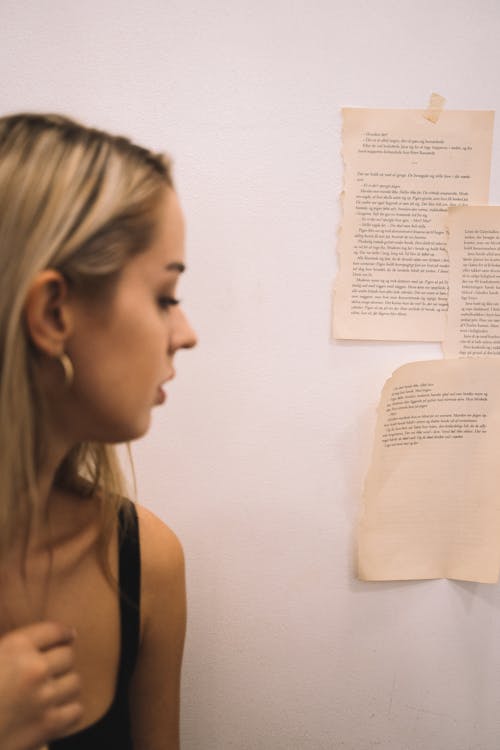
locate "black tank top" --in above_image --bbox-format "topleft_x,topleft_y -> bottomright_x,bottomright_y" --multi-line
50,503 -> 140,750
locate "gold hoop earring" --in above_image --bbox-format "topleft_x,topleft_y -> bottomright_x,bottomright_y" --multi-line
57,352 -> 74,387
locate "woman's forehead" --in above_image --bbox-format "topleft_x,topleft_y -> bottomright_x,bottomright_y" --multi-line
153,188 -> 185,262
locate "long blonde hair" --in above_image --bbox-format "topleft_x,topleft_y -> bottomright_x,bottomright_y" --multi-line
0,113 -> 172,574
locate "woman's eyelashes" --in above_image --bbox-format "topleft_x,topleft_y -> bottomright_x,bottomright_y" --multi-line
157,295 -> 180,310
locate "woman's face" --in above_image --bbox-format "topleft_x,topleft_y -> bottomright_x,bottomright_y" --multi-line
65,187 -> 197,443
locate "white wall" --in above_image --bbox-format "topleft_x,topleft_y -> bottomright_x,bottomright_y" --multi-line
2,1 -> 500,747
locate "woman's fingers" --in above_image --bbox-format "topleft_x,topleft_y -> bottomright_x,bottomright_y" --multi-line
0,622 -> 83,749
40,670 -> 82,708
25,621 -> 76,652
44,643 -> 77,679
41,696 -> 84,740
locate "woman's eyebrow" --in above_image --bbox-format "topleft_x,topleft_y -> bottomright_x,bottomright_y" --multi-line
166,262 -> 186,273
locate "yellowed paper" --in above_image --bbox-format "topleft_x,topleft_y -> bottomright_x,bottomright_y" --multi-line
333,108 -> 494,341
444,206 -> 500,358
357,358 -> 500,582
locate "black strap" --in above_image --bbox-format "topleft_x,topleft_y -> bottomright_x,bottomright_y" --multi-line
49,505 -> 140,749
117,502 -> 141,684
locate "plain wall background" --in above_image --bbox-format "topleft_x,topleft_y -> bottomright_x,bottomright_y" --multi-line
2,2 -> 500,748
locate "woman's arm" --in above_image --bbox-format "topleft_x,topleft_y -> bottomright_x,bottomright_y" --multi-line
130,505 -> 187,750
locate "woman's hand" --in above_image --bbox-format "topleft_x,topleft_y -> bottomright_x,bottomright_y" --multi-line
0,622 -> 83,750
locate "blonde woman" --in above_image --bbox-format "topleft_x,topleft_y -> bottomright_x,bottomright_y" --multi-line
0,114 -> 197,750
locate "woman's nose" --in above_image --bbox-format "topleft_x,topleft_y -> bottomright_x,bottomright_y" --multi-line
170,307 -> 198,352
182,316 -> 198,350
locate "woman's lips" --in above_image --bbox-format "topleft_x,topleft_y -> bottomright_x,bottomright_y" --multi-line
156,372 -> 174,405
156,386 -> 167,405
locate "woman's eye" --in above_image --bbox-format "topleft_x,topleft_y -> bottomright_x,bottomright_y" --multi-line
158,295 -> 180,310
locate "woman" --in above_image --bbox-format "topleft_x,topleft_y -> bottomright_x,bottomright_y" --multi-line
0,113 -> 197,749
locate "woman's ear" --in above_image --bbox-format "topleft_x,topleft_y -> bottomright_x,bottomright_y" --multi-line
24,270 -> 74,355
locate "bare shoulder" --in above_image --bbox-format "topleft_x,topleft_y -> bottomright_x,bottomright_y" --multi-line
136,505 -> 185,580
135,504 -> 186,630
130,504 -> 186,749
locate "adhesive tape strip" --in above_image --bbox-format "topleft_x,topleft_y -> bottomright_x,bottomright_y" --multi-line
423,92 -> 446,124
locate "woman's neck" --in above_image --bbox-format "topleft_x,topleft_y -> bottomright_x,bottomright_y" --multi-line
23,438 -> 76,553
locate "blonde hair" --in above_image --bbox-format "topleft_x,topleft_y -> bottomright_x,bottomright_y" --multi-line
0,113 -> 172,575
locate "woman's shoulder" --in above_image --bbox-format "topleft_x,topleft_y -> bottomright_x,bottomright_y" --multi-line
129,505 -> 186,745
135,503 -> 184,573
134,504 -> 186,628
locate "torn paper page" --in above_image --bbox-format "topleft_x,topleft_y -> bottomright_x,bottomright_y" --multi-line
333,108 -> 494,341
444,206 -> 500,358
357,358 -> 500,582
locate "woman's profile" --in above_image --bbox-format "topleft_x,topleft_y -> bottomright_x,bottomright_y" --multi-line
0,113 -> 197,750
